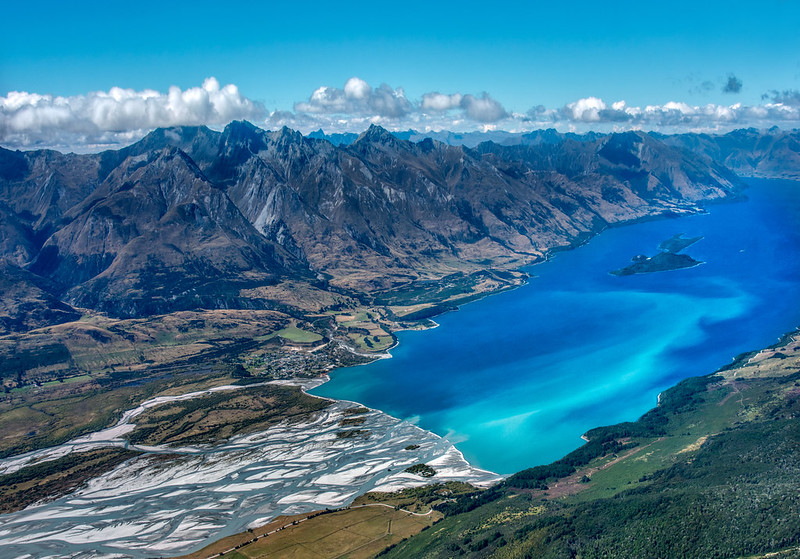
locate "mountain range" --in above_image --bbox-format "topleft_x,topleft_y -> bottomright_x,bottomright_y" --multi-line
2,123 -> 797,333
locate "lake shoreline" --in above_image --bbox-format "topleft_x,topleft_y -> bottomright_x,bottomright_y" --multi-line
3,178 -> 795,557
313,177 -> 800,473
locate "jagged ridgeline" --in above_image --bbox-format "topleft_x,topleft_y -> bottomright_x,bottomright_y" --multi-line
0,123 -> 748,328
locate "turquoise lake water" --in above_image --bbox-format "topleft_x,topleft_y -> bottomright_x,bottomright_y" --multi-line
312,179 -> 800,474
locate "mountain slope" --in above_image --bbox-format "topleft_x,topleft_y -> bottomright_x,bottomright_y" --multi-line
0,262 -> 80,334
0,123 -> 744,321
31,148 -> 303,317
187,122 -> 742,291
659,127 -> 800,180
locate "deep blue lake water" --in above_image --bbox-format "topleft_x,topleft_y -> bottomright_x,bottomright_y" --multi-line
312,179 -> 800,474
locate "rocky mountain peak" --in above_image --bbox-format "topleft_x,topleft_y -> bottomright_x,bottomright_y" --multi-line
269,126 -> 305,144
97,126 -> 221,181
223,119 -> 260,136
122,126 -> 217,157
520,128 -> 566,146
354,124 -> 401,147
221,120 -> 268,151
0,147 -> 29,181
598,131 -> 646,168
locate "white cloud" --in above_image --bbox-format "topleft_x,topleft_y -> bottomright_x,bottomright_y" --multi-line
4,77 -> 800,152
0,77 -> 264,151
294,78 -> 508,124
421,92 -> 464,111
343,77 -> 371,100
548,96 -> 800,131
294,77 -> 413,118
460,93 -> 508,122
565,97 -> 607,122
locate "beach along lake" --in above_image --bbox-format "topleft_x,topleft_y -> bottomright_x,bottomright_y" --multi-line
312,178 -> 800,474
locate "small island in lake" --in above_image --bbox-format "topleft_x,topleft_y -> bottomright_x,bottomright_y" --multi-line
611,233 -> 704,276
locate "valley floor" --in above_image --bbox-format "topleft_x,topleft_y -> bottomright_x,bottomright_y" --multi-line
1,177 -> 798,558
0,376 -> 499,558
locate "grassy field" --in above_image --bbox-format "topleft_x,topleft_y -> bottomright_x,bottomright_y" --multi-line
225,505 -> 437,559
0,307 -> 341,458
0,367 -> 249,458
0,309 -> 290,387
127,383 -> 329,446
372,270 -> 526,308
275,324 -> 324,344
238,280 -> 359,314
0,448 -> 140,513
315,309 -> 397,353
179,483 -> 476,559
180,506 -> 437,559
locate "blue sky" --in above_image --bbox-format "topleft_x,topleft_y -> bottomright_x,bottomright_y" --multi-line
2,0 -> 800,149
